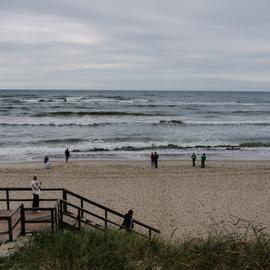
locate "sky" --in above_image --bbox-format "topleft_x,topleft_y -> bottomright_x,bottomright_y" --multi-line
0,0 -> 270,91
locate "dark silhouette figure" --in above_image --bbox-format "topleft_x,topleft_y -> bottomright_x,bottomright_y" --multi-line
44,155 -> 49,164
191,153 -> 196,167
121,210 -> 134,231
201,153 -> 206,168
154,152 -> 159,168
65,148 -> 70,163
151,152 -> 155,168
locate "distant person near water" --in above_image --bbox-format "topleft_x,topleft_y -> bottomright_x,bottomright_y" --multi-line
154,152 -> 159,168
151,152 -> 155,168
120,210 -> 134,231
191,153 -> 197,167
201,153 -> 206,168
44,155 -> 49,164
65,148 -> 70,163
31,175 -> 41,212
44,155 -> 51,169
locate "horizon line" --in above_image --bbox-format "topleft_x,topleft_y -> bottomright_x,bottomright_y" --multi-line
1,89 -> 270,92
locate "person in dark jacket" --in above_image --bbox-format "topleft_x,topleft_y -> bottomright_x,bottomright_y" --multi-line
201,153 -> 206,168
154,152 -> 159,168
121,210 -> 134,231
44,155 -> 49,164
191,153 -> 196,167
65,148 -> 70,163
151,152 -> 155,168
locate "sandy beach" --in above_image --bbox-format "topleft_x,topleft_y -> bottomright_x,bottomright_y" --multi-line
0,160 -> 270,239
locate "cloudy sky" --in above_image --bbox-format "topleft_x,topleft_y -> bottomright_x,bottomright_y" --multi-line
0,0 -> 270,91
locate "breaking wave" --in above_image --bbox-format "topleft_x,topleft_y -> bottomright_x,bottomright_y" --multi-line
34,111 -> 156,117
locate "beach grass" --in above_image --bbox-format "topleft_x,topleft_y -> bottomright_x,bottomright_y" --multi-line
1,228 -> 270,270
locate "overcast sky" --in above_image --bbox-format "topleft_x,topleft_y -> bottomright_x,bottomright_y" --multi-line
0,0 -> 270,91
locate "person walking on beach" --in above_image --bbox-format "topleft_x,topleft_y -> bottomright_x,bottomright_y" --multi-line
65,148 -> 70,163
151,152 -> 155,168
31,175 -> 41,212
120,210 -> 134,231
191,153 -> 197,167
201,153 -> 206,168
154,152 -> 159,168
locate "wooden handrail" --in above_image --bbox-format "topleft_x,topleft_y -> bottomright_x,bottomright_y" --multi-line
0,187 -> 160,236
0,188 -> 63,209
60,199 -> 122,227
64,189 -> 160,233
61,203 -> 147,238
0,188 -> 64,191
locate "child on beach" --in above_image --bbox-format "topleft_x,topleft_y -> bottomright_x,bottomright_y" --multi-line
44,156 -> 51,169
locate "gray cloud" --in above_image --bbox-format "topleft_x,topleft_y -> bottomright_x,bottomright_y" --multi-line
0,0 -> 270,90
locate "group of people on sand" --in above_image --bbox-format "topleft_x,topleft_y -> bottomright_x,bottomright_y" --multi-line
191,153 -> 207,168
33,149 -> 207,231
150,152 -> 207,168
150,152 -> 159,168
43,148 -> 70,168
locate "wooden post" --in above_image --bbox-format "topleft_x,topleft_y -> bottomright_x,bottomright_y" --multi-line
59,200 -> 63,229
8,217 -> 13,242
62,189 -> 67,212
77,208 -> 81,229
6,190 -> 10,210
80,199 -> 84,218
105,209 -> 108,228
20,204 -> 26,236
51,209 -> 54,232
56,203 -> 59,228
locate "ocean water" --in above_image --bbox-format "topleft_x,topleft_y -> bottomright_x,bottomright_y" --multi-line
0,90 -> 270,161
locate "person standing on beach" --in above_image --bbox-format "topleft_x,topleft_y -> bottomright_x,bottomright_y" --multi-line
154,152 -> 159,168
151,152 -> 155,168
201,153 -> 206,168
191,153 -> 197,167
65,148 -> 70,163
121,210 -> 134,231
44,155 -> 49,164
31,175 -> 41,212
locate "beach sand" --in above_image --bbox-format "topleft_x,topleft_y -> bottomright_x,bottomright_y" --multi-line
0,160 -> 270,239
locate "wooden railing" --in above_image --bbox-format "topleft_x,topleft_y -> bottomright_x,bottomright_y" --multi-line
62,189 -> 160,238
22,206 -> 57,235
0,204 -> 23,242
0,204 -> 56,243
0,187 -> 64,210
0,187 -> 160,240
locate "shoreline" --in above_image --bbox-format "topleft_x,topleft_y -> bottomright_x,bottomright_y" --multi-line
0,158 -> 270,165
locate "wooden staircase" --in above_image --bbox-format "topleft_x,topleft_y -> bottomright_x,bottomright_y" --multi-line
0,187 -> 160,243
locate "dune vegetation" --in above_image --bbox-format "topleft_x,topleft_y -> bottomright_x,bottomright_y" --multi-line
1,227 -> 270,270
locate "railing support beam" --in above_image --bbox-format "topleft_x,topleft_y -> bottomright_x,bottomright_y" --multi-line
8,217 -> 13,242
20,204 -> 26,236
6,190 -> 10,210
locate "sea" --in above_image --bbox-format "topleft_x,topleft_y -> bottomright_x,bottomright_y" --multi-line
1,90 -> 270,162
